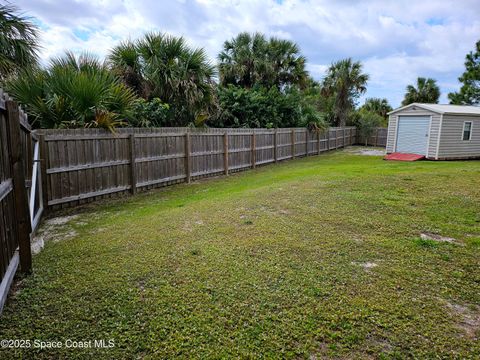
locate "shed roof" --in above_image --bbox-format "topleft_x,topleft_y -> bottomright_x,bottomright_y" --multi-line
388,103 -> 480,116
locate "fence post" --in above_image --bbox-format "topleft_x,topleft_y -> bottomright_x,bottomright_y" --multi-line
343,128 -> 346,148
224,132 -> 229,175
185,132 -> 191,183
291,129 -> 295,159
5,100 -> 32,274
305,130 -> 308,156
251,132 -> 256,168
335,129 -> 338,148
129,134 -> 137,194
317,130 -> 320,155
374,128 -> 378,147
274,129 -> 278,163
327,129 -> 330,151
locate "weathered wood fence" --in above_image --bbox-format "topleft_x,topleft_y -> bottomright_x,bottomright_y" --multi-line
36,127 -> 358,209
358,127 -> 388,147
0,92 -> 39,313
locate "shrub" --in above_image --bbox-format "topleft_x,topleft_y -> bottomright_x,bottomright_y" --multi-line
129,98 -> 170,127
6,52 -> 137,131
355,110 -> 383,146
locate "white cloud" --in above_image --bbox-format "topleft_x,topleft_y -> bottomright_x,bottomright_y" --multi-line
14,0 -> 480,107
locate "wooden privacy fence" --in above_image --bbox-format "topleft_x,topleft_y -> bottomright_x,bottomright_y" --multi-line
36,127 -> 357,209
357,127 -> 388,147
0,91 -> 40,313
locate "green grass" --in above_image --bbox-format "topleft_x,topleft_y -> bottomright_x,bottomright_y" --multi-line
1,148 -> 480,359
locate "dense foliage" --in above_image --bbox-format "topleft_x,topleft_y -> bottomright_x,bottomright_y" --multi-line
218,32 -> 308,90
211,85 -> 326,129
6,52 -> 137,130
401,77 -> 440,105
448,40 -> 480,105
129,98 -> 170,128
322,58 -> 369,127
0,4 -> 39,81
359,97 -> 392,126
354,109 -> 384,145
108,32 -> 216,125
1,3 -> 394,131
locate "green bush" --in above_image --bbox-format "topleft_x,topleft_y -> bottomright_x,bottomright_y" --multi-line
6,52 -> 137,131
355,110 -> 383,145
129,98 -> 170,127
211,85 -> 327,129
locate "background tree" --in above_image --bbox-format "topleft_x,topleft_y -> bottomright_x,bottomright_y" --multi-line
448,40 -> 480,105
401,77 -> 440,105
359,97 -> 392,126
0,4 -> 39,81
321,58 -> 369,127
355,109 -> 383,146
218,32 -> 307,89
6,52 -> 137,130
108,40 -> 145,97
109,32 -> 216,125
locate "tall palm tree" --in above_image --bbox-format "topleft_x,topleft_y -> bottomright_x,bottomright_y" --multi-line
322,58 -> 369,127
108,32 -> 216,125
108,40 -> 144,97
218,32 -> 269,88
6,51 -> 137,130
0,4 -> 39,81
360,98 -> 392,119
218,32 -> 307,89
268,38 -> 308,89
402,77 -> 440,105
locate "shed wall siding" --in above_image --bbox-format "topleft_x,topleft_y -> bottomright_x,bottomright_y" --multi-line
386,109 -> 440,157
437,115 -> 480,158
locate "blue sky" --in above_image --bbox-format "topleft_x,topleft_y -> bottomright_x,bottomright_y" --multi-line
14,0 -> 480,107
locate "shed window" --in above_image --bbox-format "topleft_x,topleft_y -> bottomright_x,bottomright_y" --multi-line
462,122 -> 472,141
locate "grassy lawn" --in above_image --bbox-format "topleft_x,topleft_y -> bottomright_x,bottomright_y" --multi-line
1,148 -> 479,359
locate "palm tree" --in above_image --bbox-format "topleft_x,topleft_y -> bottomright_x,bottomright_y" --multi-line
218,32 -> 269,88
0,4 -> 39,81
268,38 -> 308,89
108,32 -> 216,125
322,58 -> 369,127
218,32 -> 307,89
108,40 -> 144,97
6,51 -> 137,130
402,77 -> 440,105
360,98 -> 392,119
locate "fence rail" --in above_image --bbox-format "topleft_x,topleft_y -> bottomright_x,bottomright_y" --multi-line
36,127 -> 359,209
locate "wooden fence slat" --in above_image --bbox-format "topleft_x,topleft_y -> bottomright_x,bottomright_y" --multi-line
223,133 -> 228,175
5,100 -> 32,273
129,134 -> 137,195
185,132 -> 191,183
252,132 -> 256,169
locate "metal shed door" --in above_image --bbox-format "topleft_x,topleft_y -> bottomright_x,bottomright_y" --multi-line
396,116 -> 430,155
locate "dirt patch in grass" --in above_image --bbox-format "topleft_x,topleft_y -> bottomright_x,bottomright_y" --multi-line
31,215 -> 80,253
343,146 -> 386,156
421,232 -> 460,244
445,301 -> 480,339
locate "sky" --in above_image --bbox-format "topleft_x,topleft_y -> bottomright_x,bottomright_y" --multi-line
12,0 -> 480,108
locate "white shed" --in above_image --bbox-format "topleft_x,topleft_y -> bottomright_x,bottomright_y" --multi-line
386,103 -> 480,160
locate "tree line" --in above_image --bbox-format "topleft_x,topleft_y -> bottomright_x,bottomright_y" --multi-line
1,4 -> 479,132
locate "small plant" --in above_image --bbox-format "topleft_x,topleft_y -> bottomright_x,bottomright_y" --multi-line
414,237 -> 439,248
